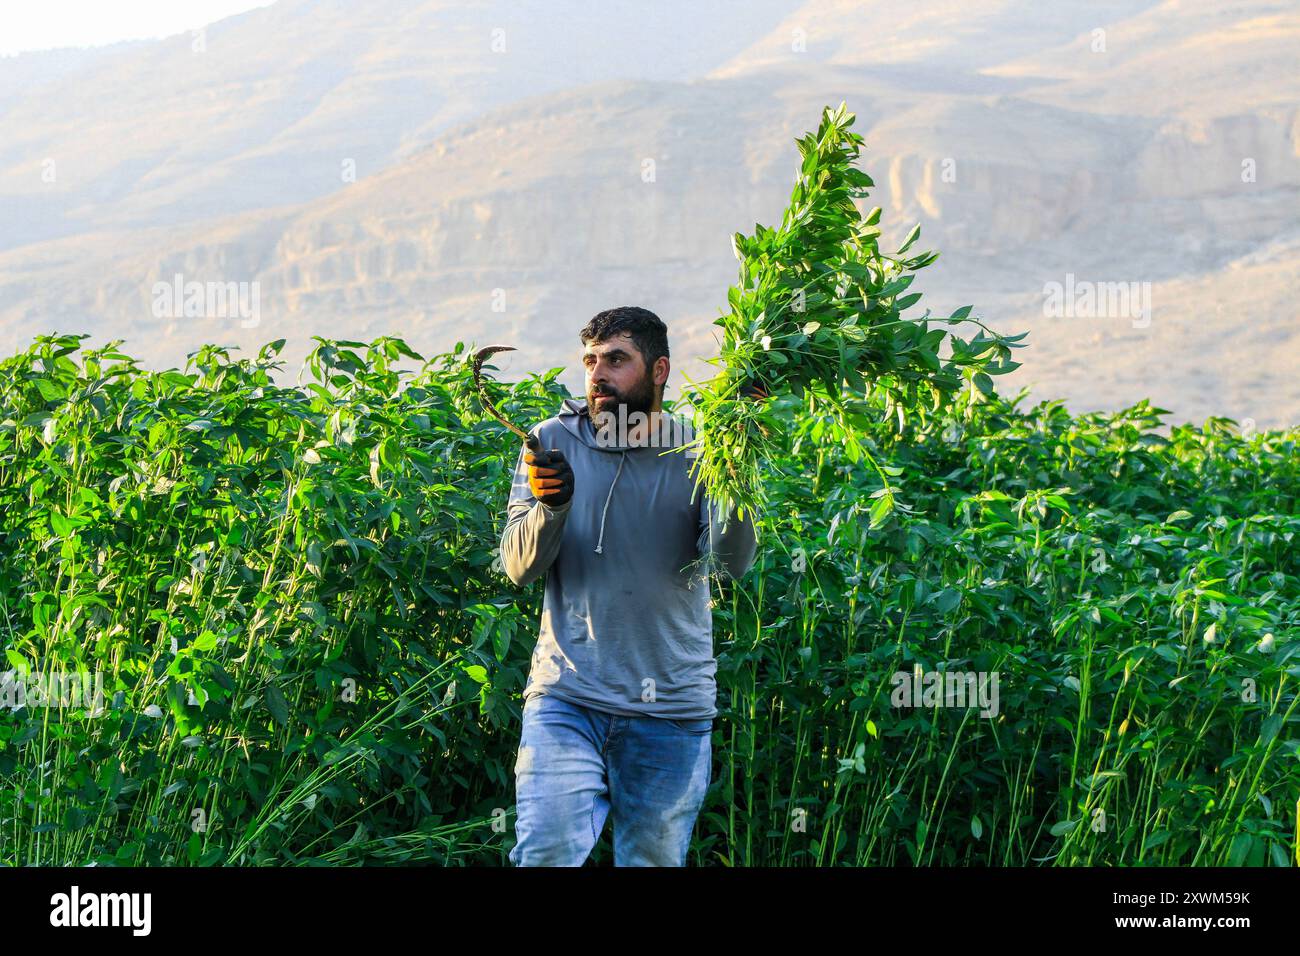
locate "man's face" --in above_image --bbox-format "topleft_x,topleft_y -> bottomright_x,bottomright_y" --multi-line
582,332 -> 660,419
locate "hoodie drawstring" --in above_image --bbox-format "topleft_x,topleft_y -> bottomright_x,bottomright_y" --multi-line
594,451 -> 627,555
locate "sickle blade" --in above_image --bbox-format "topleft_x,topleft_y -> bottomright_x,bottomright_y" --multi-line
470,344 -> 535,446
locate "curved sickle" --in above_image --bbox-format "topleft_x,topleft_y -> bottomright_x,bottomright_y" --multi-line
471,345 -> 540,451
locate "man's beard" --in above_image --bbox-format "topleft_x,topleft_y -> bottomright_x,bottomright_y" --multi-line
589,370 -> 656,426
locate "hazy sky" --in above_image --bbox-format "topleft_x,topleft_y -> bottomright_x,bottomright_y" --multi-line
0,1 -> 274,57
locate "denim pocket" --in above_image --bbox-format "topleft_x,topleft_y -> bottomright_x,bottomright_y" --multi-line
667,717 -> 713,734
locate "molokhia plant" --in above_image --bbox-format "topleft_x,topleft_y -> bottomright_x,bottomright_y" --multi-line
680,102 -> 1026,522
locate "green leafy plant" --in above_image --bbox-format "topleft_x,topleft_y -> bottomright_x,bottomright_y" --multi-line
680,102 -> 1025,522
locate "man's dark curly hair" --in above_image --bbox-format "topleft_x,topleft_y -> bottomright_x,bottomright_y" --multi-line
579,307 -> 669,375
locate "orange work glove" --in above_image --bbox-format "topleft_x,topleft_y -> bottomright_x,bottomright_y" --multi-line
525,446 -> 574,507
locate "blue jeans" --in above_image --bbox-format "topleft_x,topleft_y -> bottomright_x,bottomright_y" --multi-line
509,693 -> 713,866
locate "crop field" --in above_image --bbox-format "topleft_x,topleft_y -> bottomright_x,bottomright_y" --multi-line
1,106 -> 1296,867
1,330 -> 1294,866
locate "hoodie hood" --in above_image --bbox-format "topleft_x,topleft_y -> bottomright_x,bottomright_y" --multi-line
553,397 -> 698,556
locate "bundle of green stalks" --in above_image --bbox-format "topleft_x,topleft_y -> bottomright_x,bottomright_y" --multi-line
680,102 -> 1025,523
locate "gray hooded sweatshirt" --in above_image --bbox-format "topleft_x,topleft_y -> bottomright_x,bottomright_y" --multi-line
499,397 -> 758,720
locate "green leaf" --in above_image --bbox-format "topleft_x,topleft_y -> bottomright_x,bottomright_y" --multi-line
49,511 -> 73,537
264,684 -> 290,728
1260,714 -> 1283,745
897,223 -> 922,255
34,379 -> 65,402
1142,829 -> 1174,852
5,648 -> 30,676
868,494 -> 894,529
1044,494 -> 1072,513
306,541 -> 323,579
929,588 -> 961,614
1228,833 -> 1253,867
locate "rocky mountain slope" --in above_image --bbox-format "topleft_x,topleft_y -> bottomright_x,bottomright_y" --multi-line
1,0 -> 1295,428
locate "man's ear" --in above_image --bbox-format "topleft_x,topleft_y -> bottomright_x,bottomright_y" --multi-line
653,355 -> 670,388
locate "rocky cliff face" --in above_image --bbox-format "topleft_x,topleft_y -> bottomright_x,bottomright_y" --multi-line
1,0 -> 1296,428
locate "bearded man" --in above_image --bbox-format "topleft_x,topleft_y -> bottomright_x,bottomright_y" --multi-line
499,305 -> 762,866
